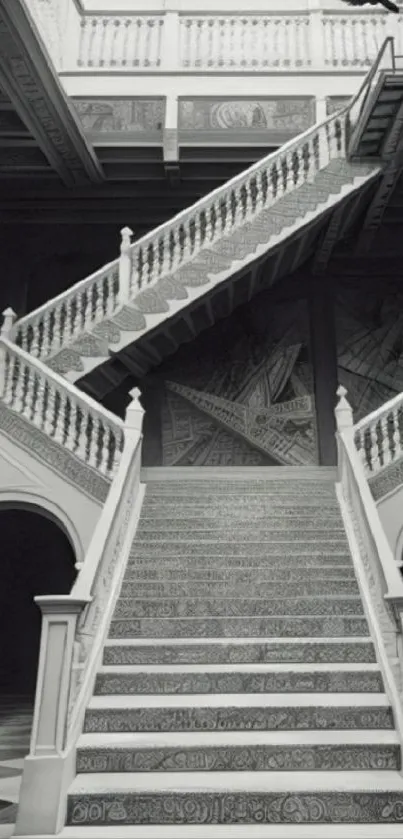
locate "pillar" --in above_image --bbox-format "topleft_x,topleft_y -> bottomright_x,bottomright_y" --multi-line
309,272 -> 338,465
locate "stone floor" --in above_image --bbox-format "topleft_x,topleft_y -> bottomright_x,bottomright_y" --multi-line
0,697 -> 33,838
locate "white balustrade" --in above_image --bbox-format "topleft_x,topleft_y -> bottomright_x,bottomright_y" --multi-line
0,334 -> 124,481
335,385 -> 403,747
71,7 -> 403,73
78,15 -> 164,67
13,261 -> 120,362
179,15 -> 311,71
354,392 -> 403,478
15,390 -> 145,836
322,13 -> 388,69
128,109 -> 347,295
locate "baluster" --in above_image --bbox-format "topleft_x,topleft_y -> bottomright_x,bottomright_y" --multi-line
34,375 -> 47,431
2,352 -> 16,406
368,421 -> 381,473
242,180 -> 251,222
108,428 -> 120,477
12,359 -> 24,413
29,318 -> 40,357
97,422 -> 110,476
43,381 -> 56,437
21,364 -> 35,421
354,429 -> 369,471
95,279 -> 104,323
380,413 -> 392,468
76,406 -> 89,462
87,416 -> 100,469
40,311 -> 52,358
65,399 -> 78,454
391,407 -> 402,462
54,390 -> 68,446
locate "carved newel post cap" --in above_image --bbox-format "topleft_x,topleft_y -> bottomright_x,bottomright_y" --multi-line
120,226 -> 133,253
1,307 -> 17,337
335,385 -> 354,431
125,386 -> 145,434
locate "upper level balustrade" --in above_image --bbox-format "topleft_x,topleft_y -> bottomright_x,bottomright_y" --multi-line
24,0 -> 402,75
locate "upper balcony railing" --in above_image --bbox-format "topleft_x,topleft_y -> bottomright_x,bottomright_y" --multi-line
23,0 -> 403,74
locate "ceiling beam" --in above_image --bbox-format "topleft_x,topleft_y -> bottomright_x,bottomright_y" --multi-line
0,0 -> 103,186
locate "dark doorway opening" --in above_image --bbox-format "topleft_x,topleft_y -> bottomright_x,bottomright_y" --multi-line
0,507 -> 77,698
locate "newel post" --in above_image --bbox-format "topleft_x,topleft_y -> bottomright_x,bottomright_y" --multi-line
125,386 -> 145,441
119,226 -> 133,306
335,385 -> 354,481
15,594 -> 90,836
1,306 -> 17,337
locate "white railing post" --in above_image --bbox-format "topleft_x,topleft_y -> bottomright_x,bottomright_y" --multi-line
125,386 -> 145,438
335,385 -> 354,481
308,0 -> 325,70
15,595 -> 90,836
335,384 -> 354,433
160,10 -> 180,71
1,306 -> 17,338
119,226 -> 133,305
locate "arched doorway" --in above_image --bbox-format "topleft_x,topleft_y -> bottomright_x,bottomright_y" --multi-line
0,506 -> 77,697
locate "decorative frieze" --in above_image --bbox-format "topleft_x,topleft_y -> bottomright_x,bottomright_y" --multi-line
73,98 -> 165,138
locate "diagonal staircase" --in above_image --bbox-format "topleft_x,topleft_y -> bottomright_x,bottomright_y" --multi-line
60,472 -> 403,836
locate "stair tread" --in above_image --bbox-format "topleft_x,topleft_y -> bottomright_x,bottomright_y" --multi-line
88,693 -> 390,709
45,825 -> 403,838
77,730 -> 399,748
70,769 -> 403,794
98,663 -> 380,674
104,637 -> 374,646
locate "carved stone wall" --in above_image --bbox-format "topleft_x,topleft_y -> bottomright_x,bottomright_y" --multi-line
142,288 -> 317,468
335,274 -> 403,422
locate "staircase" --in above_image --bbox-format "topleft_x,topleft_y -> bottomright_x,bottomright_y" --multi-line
57,472 -> 403,836
5,38 -> 403,839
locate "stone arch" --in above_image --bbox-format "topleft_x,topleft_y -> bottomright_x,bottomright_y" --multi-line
0,489 -> 84,567
0,495 -> 78,696
394,523 -> 403,570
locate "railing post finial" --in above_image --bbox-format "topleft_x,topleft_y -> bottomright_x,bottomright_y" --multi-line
335,385 -> 354,432
120,226 -> 133,255
125,387 -> 145,436
1,307 -> 17,337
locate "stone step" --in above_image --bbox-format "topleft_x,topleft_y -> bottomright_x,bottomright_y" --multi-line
76,730 -> 400,774
102,639 -> 376,666
39,823 -> 403,838
132,530 -> 348,543
66,771 -> 403,827
125,567 -> 357,582
108,615 -> 369,639
120,580 -> 359,599
94,664 -> 383,696
142,502 -> 341,514
113,597 -> 364,620
137,518 -> 344,530
144,484 -> 337,494
84,693 -> 394,734
128,543 -> 350,557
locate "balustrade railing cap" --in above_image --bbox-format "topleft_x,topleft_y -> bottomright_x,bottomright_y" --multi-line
124,387 -> 145,432
335,385 -> 354,431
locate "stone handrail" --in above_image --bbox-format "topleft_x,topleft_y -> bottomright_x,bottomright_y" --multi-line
335,386 -> 403,737
15,389 -> 145,836
0,328 -> 124,482
72,8 -> 396,72
353,390 -> 403,478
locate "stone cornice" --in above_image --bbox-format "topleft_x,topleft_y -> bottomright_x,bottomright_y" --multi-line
0,0 -> 103,186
